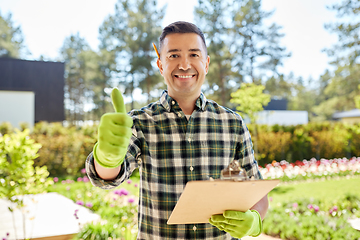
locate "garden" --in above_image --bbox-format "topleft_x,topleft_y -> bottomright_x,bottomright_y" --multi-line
1,122 -> 360,239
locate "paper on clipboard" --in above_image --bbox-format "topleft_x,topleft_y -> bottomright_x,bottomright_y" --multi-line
167,179 -> 279,225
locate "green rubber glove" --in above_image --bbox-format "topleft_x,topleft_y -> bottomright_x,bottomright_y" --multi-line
93,88 -> 133,168
209,210 -> 262,239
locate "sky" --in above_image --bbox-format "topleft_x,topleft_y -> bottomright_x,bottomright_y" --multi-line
0,0 -> 341,80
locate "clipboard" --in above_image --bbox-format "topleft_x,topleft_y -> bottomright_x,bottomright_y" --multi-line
167,179 -> 279,225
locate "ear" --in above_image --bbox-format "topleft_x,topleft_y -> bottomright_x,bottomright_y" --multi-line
205,55 -> 210,74
157,58 -> 164,76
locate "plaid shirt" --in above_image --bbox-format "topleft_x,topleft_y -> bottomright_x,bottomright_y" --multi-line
86,91 -> 262,240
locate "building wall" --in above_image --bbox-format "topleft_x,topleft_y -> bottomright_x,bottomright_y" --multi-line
256,110 -> 308,126
0,58 -> 65,124
0,91 -> 35,129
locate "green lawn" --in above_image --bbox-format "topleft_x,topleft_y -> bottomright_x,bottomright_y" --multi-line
269,176 -> 360,205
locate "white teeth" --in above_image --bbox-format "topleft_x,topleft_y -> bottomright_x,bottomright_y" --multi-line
177,75 -> 194,79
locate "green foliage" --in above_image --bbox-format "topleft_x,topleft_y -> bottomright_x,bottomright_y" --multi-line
31,122 -> 96,177
99,0 -> 165,107
0,129 -> 53,205
0,11 -> 25,58
250,122 -> 360,164
4,120 -> 360,174
231,83 -> 271,123
195,0 -> 289,106
48,174 -> 140,240
355,84 -> 360,109
0,121 -> 13,136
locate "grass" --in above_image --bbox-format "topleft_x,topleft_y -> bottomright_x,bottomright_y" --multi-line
269,176 -> 360,205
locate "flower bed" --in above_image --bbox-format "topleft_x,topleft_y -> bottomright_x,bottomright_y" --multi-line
49,170 -> 139,239
260,157 -> 360,182
264,195 -> 360,239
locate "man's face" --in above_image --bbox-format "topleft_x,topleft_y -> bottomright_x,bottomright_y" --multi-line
157,33 -> 210,100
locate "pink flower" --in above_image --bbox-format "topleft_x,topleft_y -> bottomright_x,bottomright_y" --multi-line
128,198 -> 135,203
292,203 -> 298,209
134,184 -> 138,187
53,177 -> 58,183
83,176 -> 89,182
85,202 -> 93,208
74,209 -> 79,220
127,179 -> 132,184
121,189 -> 129,196
307,204 -> 313,210
76,200 -> 84,206
81,168 -> 86,174
314,206 -> 319,212
77,177 -> 83,182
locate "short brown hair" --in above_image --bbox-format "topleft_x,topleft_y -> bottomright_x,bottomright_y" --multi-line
159,21 -> 207,55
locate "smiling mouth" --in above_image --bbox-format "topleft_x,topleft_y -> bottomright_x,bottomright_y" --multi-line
174,74 -> 196,79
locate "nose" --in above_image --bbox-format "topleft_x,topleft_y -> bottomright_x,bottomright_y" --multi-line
178,56 -> 191,71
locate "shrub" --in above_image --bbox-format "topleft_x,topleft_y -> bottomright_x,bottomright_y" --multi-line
31,122 -> 96,177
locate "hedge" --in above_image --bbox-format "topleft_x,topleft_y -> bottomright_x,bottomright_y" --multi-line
1,121 -> 360,177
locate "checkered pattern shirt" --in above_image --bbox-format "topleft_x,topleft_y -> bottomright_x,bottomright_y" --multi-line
86,91 -> 262,240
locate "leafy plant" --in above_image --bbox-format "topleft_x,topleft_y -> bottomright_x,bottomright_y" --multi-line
0,129 -> 53,239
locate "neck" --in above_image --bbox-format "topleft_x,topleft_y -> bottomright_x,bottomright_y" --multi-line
169,92 -> 200,115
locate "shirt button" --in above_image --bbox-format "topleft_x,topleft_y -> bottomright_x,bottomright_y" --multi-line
193,225 -> 197,231
172,101 -> 175,105
177,112 -> 181,117
188,137 -> 191,142
190,166 -> 194,171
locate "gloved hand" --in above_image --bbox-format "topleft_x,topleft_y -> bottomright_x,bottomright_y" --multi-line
93,88 -> 133,168
209,210 -> 262,239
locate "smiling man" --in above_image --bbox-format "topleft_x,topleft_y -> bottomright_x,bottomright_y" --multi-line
86,21 -> 268,239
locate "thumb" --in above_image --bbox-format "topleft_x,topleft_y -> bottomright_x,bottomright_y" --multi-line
111,88 -> 126,113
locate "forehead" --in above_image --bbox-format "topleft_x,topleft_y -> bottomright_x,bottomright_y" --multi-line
161,33 -> 206,53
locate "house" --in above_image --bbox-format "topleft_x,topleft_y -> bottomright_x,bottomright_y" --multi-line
245,98 -> 308,126
0,58 -> 65,129
332,109 -> 360,124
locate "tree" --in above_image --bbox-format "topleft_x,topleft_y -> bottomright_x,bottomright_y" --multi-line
195,0 -> 290,106
316,0 -> 360,120
230,83 -> 270,156
99,0 -> 165,106
195,0 -> 234,106
355,85 -> 360,109
60,33 -> 94,124
230,0 -> 290,83
230,83 -> 270,123
0,12 -> 26,58
87,47 -> 118,119
264,74 -> 293,99
325,0 -> 360,65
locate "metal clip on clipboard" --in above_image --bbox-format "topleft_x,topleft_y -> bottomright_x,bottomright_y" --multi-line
220,160 -> 250,181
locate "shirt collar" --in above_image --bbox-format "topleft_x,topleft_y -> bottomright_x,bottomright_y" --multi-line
160,90 -> 207,112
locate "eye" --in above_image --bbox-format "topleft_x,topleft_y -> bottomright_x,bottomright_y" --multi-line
191,53 -> 199,57
169,54 -> 179,58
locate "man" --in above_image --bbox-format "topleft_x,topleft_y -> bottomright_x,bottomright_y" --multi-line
86,21 -> 268,239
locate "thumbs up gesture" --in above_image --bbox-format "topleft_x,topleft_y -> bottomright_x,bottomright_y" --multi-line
93,88 -> 133,168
